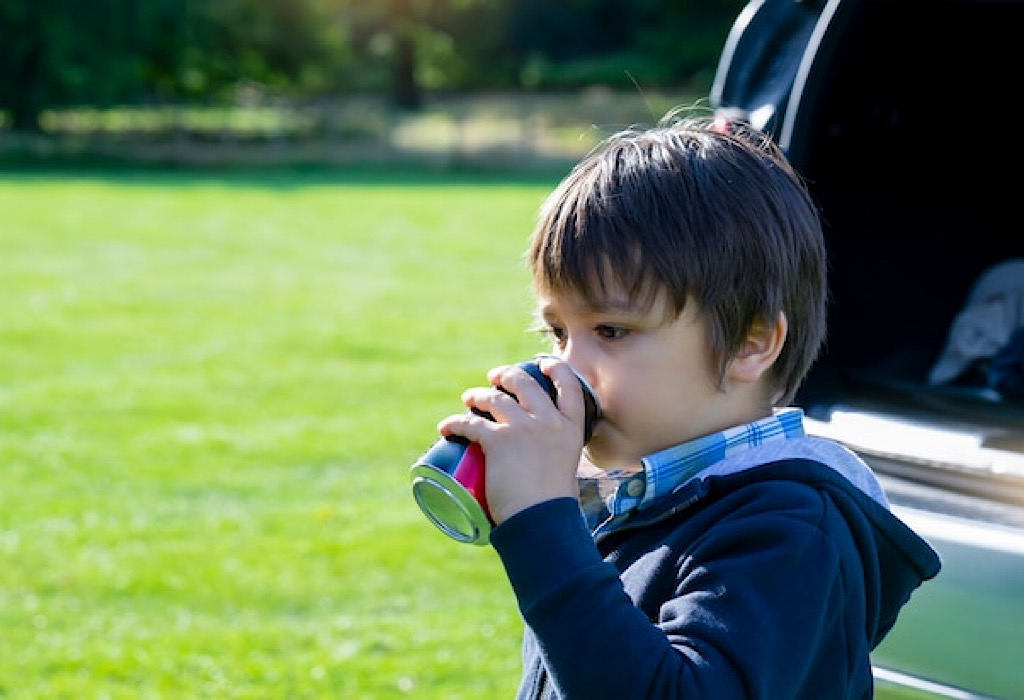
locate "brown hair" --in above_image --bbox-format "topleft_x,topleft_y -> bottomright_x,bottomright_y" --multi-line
527,112 -> 827,405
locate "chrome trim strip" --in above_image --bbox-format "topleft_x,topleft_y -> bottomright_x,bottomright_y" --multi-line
873,666 -> 1003,700
777,0 -> 844,153
805,410 -> 1024,507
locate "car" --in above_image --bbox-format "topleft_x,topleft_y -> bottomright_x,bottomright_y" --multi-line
709,1 -> 1024,698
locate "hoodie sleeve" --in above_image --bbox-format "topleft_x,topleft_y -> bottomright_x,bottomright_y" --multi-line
490,483 -> 879,700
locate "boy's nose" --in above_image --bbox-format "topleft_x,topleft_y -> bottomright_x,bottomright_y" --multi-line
558,343 -> 596,392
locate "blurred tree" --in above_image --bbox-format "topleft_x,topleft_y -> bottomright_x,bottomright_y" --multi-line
506,0 -> 745,90
179,0 -> 340,99
338,0 -> 506,109
0,0 -> 186,131
633,0 -> 746,82
0,0 -> 341,131
0,0 -> 745,131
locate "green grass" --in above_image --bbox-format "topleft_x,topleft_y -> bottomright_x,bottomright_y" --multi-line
0,168 -> 560,698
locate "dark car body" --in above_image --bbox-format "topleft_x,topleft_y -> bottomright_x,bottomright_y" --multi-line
710,1 -> 1024,698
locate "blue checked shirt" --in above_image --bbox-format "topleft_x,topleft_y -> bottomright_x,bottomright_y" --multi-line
578,408 -> 806,531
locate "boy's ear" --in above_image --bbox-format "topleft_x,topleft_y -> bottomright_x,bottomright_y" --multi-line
727,312 -> 787,384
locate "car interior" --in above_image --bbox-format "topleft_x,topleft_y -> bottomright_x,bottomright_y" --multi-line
783,0 -> 1024,504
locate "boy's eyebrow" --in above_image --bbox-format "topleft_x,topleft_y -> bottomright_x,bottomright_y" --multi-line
592,297 -> 637,314
536,295 -> 637,318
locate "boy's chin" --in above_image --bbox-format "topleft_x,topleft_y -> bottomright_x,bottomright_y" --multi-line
582,443 -> 640,474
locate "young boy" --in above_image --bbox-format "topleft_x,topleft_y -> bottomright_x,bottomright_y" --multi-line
438,113 -> 940,699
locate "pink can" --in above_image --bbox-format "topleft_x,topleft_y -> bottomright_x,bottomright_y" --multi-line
410,359 -> 600,545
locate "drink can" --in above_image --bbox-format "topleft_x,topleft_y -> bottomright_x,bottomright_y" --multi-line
410,359 -> 600,545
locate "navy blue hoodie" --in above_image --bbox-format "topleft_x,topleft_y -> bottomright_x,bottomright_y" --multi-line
491,444 -> 941,699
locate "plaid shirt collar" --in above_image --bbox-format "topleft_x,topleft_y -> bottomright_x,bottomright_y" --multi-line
578,408 -> 806,530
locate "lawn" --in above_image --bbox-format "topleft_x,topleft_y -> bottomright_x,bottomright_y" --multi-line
0,168 -> 560,698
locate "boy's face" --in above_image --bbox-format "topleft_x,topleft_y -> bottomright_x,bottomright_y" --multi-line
536,285 -> 756,472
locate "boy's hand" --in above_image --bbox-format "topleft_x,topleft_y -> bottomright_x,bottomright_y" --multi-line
437,358 -> 587,524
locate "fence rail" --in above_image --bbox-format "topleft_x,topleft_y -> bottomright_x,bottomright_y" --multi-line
0,90 -> 706,167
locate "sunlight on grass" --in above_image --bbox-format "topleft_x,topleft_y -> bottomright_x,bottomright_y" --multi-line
0,170 -> 555,697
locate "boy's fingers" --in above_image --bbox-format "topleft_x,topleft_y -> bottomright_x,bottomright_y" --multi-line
438,409 -> 495,442
488,364 -> 550,414
452,360 -> 585,437
535,357 -> 586,427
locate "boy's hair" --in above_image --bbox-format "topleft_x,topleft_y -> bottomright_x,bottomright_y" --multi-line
527,111 -> 827,406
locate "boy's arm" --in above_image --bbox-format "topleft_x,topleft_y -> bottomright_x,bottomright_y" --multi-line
491,488 -> 863,699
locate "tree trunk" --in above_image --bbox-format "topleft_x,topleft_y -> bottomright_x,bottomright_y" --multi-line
391,30 -> 421,110
8,100 -> 43,133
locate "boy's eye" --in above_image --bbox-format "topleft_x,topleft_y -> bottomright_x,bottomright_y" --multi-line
540,325 -> 567,346
596,325 -> 628,341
